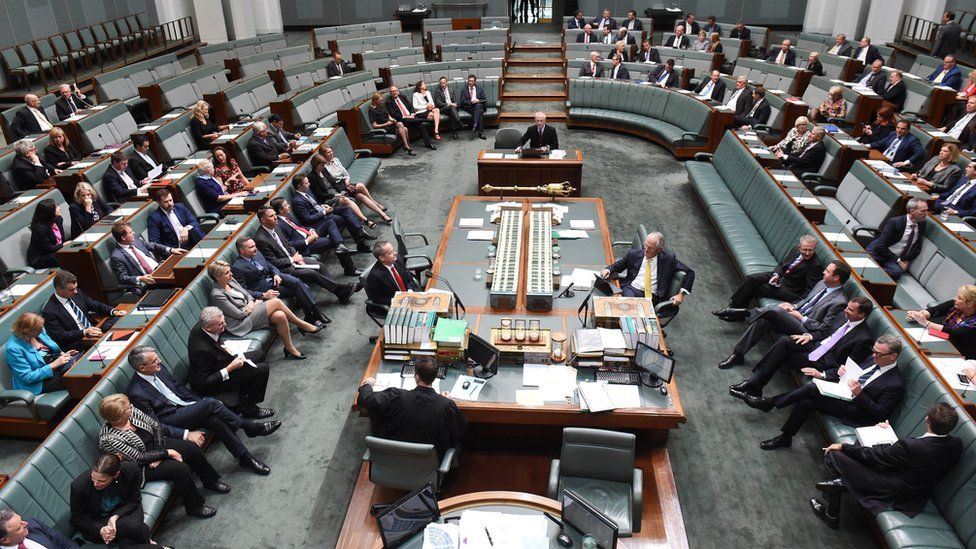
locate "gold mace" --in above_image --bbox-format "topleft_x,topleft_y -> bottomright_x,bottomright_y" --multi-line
480,181 -> 577,196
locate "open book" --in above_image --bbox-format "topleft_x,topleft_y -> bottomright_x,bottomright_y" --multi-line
812,357 -> 864,401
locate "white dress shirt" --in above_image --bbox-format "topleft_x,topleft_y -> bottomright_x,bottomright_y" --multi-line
125,243 -> 159,273
859,363 -> 896,388
856,48 -> 868,63
441,86 -> 452,105
164,208 -> 184,240
3,537 -> 48,549
28,107 -> 52,131
948,112 -> 976,139
945,179 -> 976,206
117,167 -> 136,189
726,88 -> 744,107
699,80 -> 715,98
137,150 -> 158,169
628,256 -> 657,293
887,215 -> 917,257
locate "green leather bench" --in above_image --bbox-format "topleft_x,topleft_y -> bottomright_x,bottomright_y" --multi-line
0,189 -> 65,276
383,60 -> 504,90
358,47 -> 424,80
156,65 -> 232,114
69,101 -> 138,155
312,21 -> 403,55
814,159 -> 904,231
272,72 -> 376,131
427,29 -> 509,50
1,94 -> 58,143
92,54 -> 182,109
238,45 -> 313,80
326,128 -> 381,188
732,57 -> 809,96
893,220 -> 976,310
331,34 -> 414,58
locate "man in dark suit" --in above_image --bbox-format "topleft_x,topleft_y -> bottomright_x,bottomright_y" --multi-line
663,26 -> 689,49
365,240 -> 419,307
578,51 -> 605,77
607,54 -> 630,80
269,197 -> 360,275
147,189 -> 204,254
730,21 -> 751,40
0,509 -> 77,549
128,135 -> 164,181
189,307 -> 273,418
54,83 -> 93,121
11,140 -> 57,191
806,52 -> 825,77
747,334 -> 906,451
779,126 -> 828,177
359,356 -> 468,459
42,270 -> 124,352
267,114 -> 301,149
591,9 -> 616,30
432,76 -> 463,139
733,87 -> 771,128
812,402 -> 962,529
867,199 -> 929,279
940,95 -> 976,143
10,94 -> 53,139
850,60 -> 887,94
575,24 -> 596,44
869,120 -> 925,169
291,174 -> 372,253
679,13 -> 699,35
702,15 -> 720,35
624,10 -> 643,31
110,220 -> 185,294
459,75 -> 487,139
636,39 -> 660,63
725,76 -> 754,116
125,345 -> 279,475
247,121 -> 291,167
851,36 -> 883,66
927,55 -> 963,90
385,85 -> 436,150
714,235 -> 822,318
516,112 -> 559,152
600,231 -> 695,304
767,39 -> 796,66
881,70 -> 907,112
717,260 -> 852,368
934,163 -> 976,217
615,27 -> 636,46
932,12 -> 962,58
598,26 -> 614,46
567,11 -> 586,29
325,51 -> 352,78
648,59 -> 679,88
825,34 -> 852,57
729,297 -> 874,398
695,70 -> 726,101
102,151 -> 150,203
232,239 -> 331,325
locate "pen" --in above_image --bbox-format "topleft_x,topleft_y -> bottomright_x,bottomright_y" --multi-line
484,526 -> 494,546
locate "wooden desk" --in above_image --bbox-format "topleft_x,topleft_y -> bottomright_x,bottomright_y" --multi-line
839,251 -> 897,306
0,273 -> 56,318
477,150 -> 583,197
62,329 -> 142,398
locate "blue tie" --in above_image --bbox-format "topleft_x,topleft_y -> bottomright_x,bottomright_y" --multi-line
799,287 -> 828,315
69,299 -> 91,328
857,365 -> 877,385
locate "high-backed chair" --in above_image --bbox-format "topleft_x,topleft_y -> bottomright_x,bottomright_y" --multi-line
547,427 -> 642,537
391,218 -> 433,284
363,435 -> 458,492
494,128 -> 521,149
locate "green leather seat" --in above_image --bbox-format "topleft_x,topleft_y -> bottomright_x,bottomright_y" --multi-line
328,128 -> 380,186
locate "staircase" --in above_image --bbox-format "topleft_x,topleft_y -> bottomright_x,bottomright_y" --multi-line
499,27 -> 567,123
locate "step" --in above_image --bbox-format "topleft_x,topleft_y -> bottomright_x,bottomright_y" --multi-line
506,58 -> 565,67
498,111 -> 568,122
502,90 -> 567,100
503,74 -> 566,83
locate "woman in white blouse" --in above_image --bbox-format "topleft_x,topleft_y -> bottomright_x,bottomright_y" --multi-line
412,80 -> 442,141
322,146 -> 392,223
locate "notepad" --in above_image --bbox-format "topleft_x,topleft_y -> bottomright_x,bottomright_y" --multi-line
459,217 -> 484,228
844,256 -> 878,269
522,363 -> 549,387
272,165 -> 295,175
466,230 -> 495,241
893,183 -> 922,192
749,147 -> 770,155
8,284 -> 35,297
928,356 -> 974,390
227,196 -> 246,205
856,425 -> 898,446
903,327 -> 946,343
515,389 -> 545,406
821,232 -> 851,243
944,222 -> 974,233
570,219 -> 595,230
793,196 -> 821,206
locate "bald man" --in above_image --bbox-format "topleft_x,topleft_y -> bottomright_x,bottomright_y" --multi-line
10,94 -> 53,139
515,112 -> 558,152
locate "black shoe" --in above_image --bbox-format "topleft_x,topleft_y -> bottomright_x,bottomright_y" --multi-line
809,498 -> 839,529
359,229 -> 377,241
299,321 -> 326,335
240,406 -> 275,419
816,478 -> 847,494
745,394 -> 776,412
406,149 -> 416,156
344,268 -> 364,277
356,243 -> 371,253
335,243 -> 354,255
335,283 -> 356,304
452,132 -> 458,139
239,456 -> 271,475
187,505 -> 217,519
284,349 -> 308,360
729,382 -> 760,401
244,420 -> 281,438
317,313 -> 332,324
718,352 -> 744,369
478,131 -> 486,140
425,143 -> 437,150
203,481 -> 231,494
715,307 -> 750,322
760,434 -> 792,450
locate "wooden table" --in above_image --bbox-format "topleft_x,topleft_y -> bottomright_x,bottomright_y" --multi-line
477,149 -> 584,197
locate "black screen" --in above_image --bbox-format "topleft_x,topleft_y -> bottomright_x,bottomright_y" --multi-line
467,333 -> 499,375
561,490 -> 617,549
635,341 -> 675,383
376,484 -> 439,548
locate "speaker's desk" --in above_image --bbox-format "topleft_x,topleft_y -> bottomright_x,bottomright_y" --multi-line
477,149 -> 583,196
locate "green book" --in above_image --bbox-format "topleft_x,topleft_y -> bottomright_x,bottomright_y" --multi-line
433,318 -> 468,346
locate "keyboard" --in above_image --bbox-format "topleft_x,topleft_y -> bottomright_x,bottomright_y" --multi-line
400,363 -> 448,379
595,370 -> 642,385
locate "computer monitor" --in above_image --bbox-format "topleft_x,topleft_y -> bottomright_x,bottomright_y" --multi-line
561,489 -> 618,549
520,147 -> 547,158
375,482 -> 440,548
634,341 -> 675,386
467,333 -> 499,378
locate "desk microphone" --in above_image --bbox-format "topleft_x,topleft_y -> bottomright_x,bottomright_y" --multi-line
211,74 -> 223,93
830,218 -> 852,247
556,282 -> 575,299
424,271 -> 466,319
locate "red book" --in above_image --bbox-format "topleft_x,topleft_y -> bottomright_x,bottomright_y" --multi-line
927,326 -> 950,340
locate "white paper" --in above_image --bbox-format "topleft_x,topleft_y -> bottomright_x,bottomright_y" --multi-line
190,247 -> 221,259
856,425 -> 898,446
793,196 -> 822,206
929,357 -> 975,391
401,376 -> 442,393
222,339 -> 252,355
893,183 -> 922,192
449,375 -> 487,400
140,125 -> 160,131
749,147 -> 770,155
312,126 -> 334,137
90,105 -> 108,111
180,158 -> 206,166
775,174 -> 800,183
272,165 -> 295,175
423,522 -> 459,549
540,366 -> 578,401
903,327 -> 946,343
570,219 -> 595,230
466,230 -> 495,241
215,222 -> 241,232
459,217 -> 484,228
554,229 -> 588,239
844,256 -> 878,269
211,135 -> 234,143
549,149 -> 567,159
569,268 -> 599,290
944,222 -> 975,233
929,131 -> 951,137
482,152 -> 504,159
515,389 -> 545,406
253,184 -> 277,193
373,372 -> 402,391
147,164 -> 164,180
160,112 -> 181,119
64,114 -> 85,122
227,196 -> 246,205
90,340 -> 129,361
605,383 -> 642,408
522,363 -> 549,387
115,207 -> 140,216
821,232 -> 851,243
72,231 -> 108,244
714,105 -> 733,112
72,161 -> 96,169
8,284 -> 35,297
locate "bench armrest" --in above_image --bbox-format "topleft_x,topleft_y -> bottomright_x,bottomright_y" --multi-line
403,232 -> 429,245
812,185 -> 837,197
547,459 -> 561,499
0,389 -> 35,407
693,152 -> 713,162
851,225 -> 880,238
353,148 -> 373,157
632,468 -> 644,534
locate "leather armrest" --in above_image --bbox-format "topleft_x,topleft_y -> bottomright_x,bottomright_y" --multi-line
438,447 -> 458,476
403,254 -> 433,266
0,389 -> 35,407
962,216 -> 976,227
851,225 -> 880,238
547,459 -> 561,500
404,232 -> 430,245
362,448 -> 371,461
198,213 -> 221,222
4,266 -> 36,276
353,148 -> 373,157
632,468 -> 644,533
812,185 -> 837,197
692,152 -> 713,162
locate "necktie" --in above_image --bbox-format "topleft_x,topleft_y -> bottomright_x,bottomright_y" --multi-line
727,89 -> 740,106
701,81 -> 714,97
673,37 -> 680,48
585,34 -> 590,43
946,180 -> 976,205
935,70 -> 947,84
119,169 -> 135,189
591,63 -> 596,74
643,258 -> 653,298
129,245 -> 152,274
69,97 -> 77,113
783,254 -> 804,276
884,138 -> 901,160
776,50 -> 785,64
808,322 -> 852,362
151,376 -> 194,406
748,100 -> 761,117
270,229 -> 290,257
395,98 -> 409,117
799,287 -> 828,315
69,298 -> 92,328
250,258 -> 265,275
286,218 -> 310,236
950,113 -> 975,137
658,70 -> 669,84
390,266 -> 407,292
898,224 -> 916,260
337,62 -> 343,76
469,87 -> 476,100
857,365 -> 877,385
613,67 -> 618,79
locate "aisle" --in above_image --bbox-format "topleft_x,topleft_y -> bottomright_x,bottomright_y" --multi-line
499,23 -> 567,123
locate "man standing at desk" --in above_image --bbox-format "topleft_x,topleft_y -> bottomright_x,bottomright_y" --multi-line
515,112 -> 558,153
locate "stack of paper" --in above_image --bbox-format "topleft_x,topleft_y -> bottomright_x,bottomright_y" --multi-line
569,219 -> 595,230
578,381 -> 641,412
459,217 -> 484,228
466,230 -> 495,241
812,357 -> 864,401
856,425 -> 898,446
448,375 -> 486,400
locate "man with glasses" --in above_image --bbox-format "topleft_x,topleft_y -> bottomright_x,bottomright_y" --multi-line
745,334 -> 906,451
600,232 -> 695,304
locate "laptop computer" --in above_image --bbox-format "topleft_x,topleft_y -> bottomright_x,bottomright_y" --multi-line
375,483 -> 440,548
520,147 -> 547,158
593,274 -> 623,296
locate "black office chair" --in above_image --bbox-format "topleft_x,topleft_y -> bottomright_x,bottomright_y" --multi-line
493,128 -> 522,149
392,217 -> 433,286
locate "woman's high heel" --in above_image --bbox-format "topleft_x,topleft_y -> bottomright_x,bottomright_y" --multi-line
283,349 -> 307,360
299,323 -> 325,336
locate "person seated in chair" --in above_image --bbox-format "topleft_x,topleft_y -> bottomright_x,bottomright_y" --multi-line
128,135 -> 164,182
292,173 -> 373,252
432,76 -> 463,140
866,198 -> 928,279
695,70 -> 726,101
608,40 -> 630,62
599,232 -> 695,304
459,75 -> 487,140
42,270 -> 124,352
733,87 -> 771,129
102,151 -> 151,204
364,240 -> 419,307
607,54 -> 630,80
359,355 -> 468,459
69,454 -> 158,548
567,11 -> 585,29
26,198 -> 65,269
247,121 -> 291,168
269,197 -> 360,275
648,59 -> 679,88
579,51 -> 604,77
777,126 -> 828,179
663,25 -> 689,49
906,284 -> 976,360
43,127 -> 80,170
515,112 -> 558,153
933,162 -> 976,217
635,39 -> 660,63
767,39 -> 796,65
326,51 -> 352,78
54,83 -> 92,121
147,189 -> 204,254
5,313 -> 76,396
109,220 -> 185,294
267,114 -> 301,150
385,86 -> 437,150
927,55 -> 962,89
10,94 -> 53,139
575,24 -> 595,44
0,508 -> 77,549
868,120 -> 925,170
730,21 -> 751,40
11,139 -> 58,191
196,159 -> 248,216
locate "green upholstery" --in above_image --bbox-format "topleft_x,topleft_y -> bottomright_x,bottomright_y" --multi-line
427,29 -> 508,49
439,43 -> 505,61
312,21 -> 403,54
332,33 -> 414,57
327,128 -> 381,186
157,65 -> 230,113
385,60 -> 504,90
283,72 -> 375,129
818,160 -> 903,229
1,93 -> 57,142
801,76 -> 860,125
70,101 -> 138,155
238,45 -> 312,80
894,220 -> 976,310
0,189 -> 64,274
364,436 -> 458,492
358,47 -> 424,78
93,53 -> 181,107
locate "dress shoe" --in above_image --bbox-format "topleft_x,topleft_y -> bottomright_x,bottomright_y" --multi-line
715,307 -> 750,322
186,505 -> 217,519
406,149 -> 416,156
203,481 -> 231,494
335,243 -> 354,255
344,268 -> 364,277
809,498 -> 839,529
745,394 -> 776,412
718,352 -> 744,369
299,321 -> 326,335
728,383 -> 760,401
356,243 -> 372,253
240,405 -> 275,419
336,284 -> 357,304
360,229 -> 377,241
283,349 -> 308,360
244,420 -> 281,438
425,143 -> 437,150
816,478 -> 847,494
759,434 -> 792,450
318,313 -> 332,324
239,456 -> 271,475
478,131 -> 486,140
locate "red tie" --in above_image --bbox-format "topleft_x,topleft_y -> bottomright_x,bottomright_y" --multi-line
390,266 -> 407,292
130,245 -> 152,274
285,217 -> 310,236
585,35 -> 590,44
395,98 -> 409,117
18,541 -> 28,549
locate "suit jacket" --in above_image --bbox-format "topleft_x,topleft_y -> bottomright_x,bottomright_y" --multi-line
12,154 -> 55,191
943,109 -> 976,146
870,133 -> 925,167
518,124 -> 559,149
147,203 -> 204,250
826,43 -> 853,57
41,292 -> 113,349
807,59 -> 825,76
27,220 -> 64,269
680,20 -> 699,35
649,66 -> 679,88
458,85 -> 487,109
68,198 -> 111,239
624,18 -> 643,31
326,59 -> 352,78
432,85 -> 457,109
187,322 -> 237,395
809,317 -> 873,365
881,80 -> 907,111
662,35 -> 689,49
4,331 -> 62,394
365,258 -> 418,307
10,107 -> 49,139
54,93 -> 91,121
44,144 -> 80,170
730,27 -> 751,40
606,49 -> 629,62
694,78 -> 726,101
772,252 -> 823,297
591,16 -> 617,29
307,169 -> 342,203
783,140 -> 827,176
599,32 -> 615,45
292,190 -> 329,228
69,461 -> 144,543
110,237 -> 169,288
567,17 -> 586,29
196,174 -> 226,215
126,365 -> 202,422
935,176 -> 976,217
932,22 -> 962,58
607,64 -> 630,80
102,165 -> 140,203
278,215 -> 314,252
23,518 -> 78,549
852,69 -> 887,94
385,95 -> 418,122
739,98 -> 771,126
766,48 -> 796,66
822,360 -> 906,427
852,45 -> 883,65
247,134 -> 285,167
928,300 -> 976,360
269,125 -> 298,148
575,32 -> 597,43
232,250 -> 282,297
727,87 -> 754,116
358,384 -> 468,459
210,280 -> 259,336
128,150 -> 160,181
578,62 -> 605,77
252,225 -> 299,270
789,282 -> 848,338
927,64 -> 962,90
606,248 -> 695,301
635,48 -> 660,63
837,434 -> 962,517
867,215 -> 925,263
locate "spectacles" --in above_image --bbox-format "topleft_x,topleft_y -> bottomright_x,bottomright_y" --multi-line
872,349 -> 896,356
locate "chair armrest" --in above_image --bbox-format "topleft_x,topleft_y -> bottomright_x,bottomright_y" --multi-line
692,152 -> 713,162
4,266 -> 37,276
107,201 -> 123,210
901,111 -> 924,123
368,129 -> 387,137
438,447 -> 458,476
803,173 -> 834,186
403,254 -> 433,266
353,148 -> 373,157
547,459 -> 561,499
362,448 -> 371,461
851,225 -> 880,238
0,389 -> 35,407
812,185 -> 837,197
754,123 -> 775,133
680,131 -> 703,141
632,468 -> 644,534
963,216 -> 976,227
303,123 -> 319,133
404,232 -> 430,245
825,117 -> 846,125
244,166 -> 271,177
198,213 -> 221,222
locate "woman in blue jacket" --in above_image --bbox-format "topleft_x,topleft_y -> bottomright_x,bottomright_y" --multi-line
5,312 -> 76,394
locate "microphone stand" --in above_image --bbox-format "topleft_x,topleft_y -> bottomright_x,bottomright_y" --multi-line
425,271 -> 466,320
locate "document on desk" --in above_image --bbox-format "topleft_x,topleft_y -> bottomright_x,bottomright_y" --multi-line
482,152 -> 504,159
515,389 -> 545,406
8,284 -> 36,297
272,165 -> 296,175
422,523 -> 459,549
578,382 -> 616,412
147,164 -> 164,180
820,232 -> 851,243
749,147 -> 770,155
793,196 -> 822,206
549,149 -> 567,159
568,267 -> 600,290
89,340 -> 129,362
373,373 -> 403,391
459,217 -> 484,228
541,366 -> 579,402
929,357 -> 974,391
903,327 -> 947,343
570,219 -> 595,230
944,222 -> 975,233
522,363 -> 549,386
605,383 -> 642,408
190,247 -> 221,259
466,230 -> 495,241
227,196 -> 246,205
893,182 -> 921,192
449,376 -> 485,400
856,425 -> 898,446
552,229 -> 588,239
843,256 -> 877,269
774,174 -> 800,183
459,510 -> 548,549
253,184 -> 278,193
72,161 -> 96,169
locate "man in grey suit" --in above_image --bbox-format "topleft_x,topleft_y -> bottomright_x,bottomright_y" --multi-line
932,12 -> 962,58
718,260 -> 852,369
432,77 -> 462,139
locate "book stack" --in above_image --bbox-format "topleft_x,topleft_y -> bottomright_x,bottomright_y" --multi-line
571,328 -> 629,367
383,307 -> 437,346
619,316 -> 660,350
433,318 -> 469,363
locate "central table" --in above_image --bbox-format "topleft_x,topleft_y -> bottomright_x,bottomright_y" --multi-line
477,149 -> 584,197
